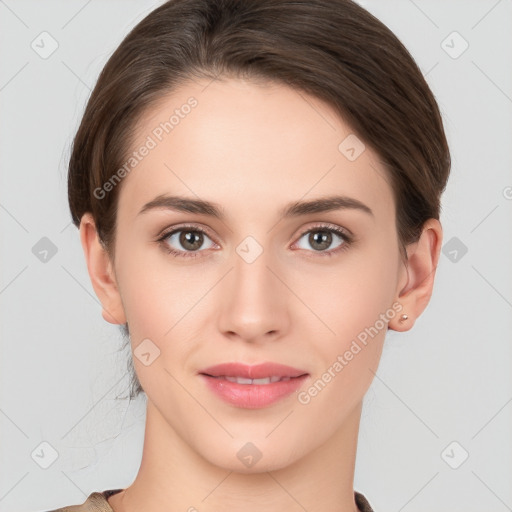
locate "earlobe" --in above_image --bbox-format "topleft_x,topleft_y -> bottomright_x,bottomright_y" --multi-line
79,213 -> 126,325
389,218 -> 443,332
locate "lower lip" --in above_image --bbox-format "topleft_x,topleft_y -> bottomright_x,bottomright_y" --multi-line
199,374 -> 309,409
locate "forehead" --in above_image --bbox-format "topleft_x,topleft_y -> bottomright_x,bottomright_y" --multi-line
118,77 -> 394,223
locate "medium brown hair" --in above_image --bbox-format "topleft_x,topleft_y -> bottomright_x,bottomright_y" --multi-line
68,0 -> 451,398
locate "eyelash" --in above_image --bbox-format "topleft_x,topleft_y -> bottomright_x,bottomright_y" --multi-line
156,223 -> 353,259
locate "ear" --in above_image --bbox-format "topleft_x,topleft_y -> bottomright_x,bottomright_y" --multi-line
79,213 -> 126,325
389,218 -> 443,332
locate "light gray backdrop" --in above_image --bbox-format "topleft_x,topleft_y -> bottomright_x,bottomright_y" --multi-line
1,1 -> 511,511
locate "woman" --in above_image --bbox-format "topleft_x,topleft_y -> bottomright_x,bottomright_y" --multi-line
49,0 -> 450,510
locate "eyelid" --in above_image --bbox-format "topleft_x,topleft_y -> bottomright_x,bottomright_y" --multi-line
157,222 -> 218,244
290,222 -> 353,257
293,221 -> 353,241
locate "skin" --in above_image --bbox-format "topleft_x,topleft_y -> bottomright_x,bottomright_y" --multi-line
80,77 -> 442,512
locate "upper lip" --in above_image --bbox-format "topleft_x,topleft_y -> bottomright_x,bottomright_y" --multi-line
199,362 -> 308,379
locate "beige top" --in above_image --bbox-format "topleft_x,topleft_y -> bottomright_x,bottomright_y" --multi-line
46,488 -> 375,511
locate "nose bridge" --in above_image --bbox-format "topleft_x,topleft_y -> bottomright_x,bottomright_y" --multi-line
234,243 -> 273,295
232,236 -> 279,307
217,235 -> 289,340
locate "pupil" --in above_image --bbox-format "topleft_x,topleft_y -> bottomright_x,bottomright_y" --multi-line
181,231 -> 203,250
310,231 -> 331,251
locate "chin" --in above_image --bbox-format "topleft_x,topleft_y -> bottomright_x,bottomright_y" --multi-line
198,436 -> 305,475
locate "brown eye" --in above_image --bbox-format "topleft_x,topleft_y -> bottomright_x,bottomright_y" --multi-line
159,226 -> 217,257
178,230 -> 204,251
294,225 -> 352,256
308,230 -> 333,251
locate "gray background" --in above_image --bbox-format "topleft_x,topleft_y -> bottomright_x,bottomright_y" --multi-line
1,1 -> 511,511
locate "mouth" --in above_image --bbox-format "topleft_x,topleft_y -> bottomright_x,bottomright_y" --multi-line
198,361 -> 308,380
198,362 -> 309,408
201,375 -> 300,385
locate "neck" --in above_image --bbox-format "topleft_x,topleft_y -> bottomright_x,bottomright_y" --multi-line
111,399 -> 362,512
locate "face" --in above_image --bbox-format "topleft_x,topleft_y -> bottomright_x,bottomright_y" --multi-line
101,77 -> 407,472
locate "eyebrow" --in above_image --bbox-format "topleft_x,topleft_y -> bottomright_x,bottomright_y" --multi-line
138,194 -> 374,219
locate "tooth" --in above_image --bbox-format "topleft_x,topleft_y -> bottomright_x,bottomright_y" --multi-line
222,376 -> 290,385
236,377 -> 253,385
252,377 -> 271,385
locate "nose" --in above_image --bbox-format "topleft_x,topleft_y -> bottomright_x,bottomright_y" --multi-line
216,245 -> 290,343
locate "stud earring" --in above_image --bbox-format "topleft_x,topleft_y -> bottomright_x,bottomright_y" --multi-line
399,314 -> 408,322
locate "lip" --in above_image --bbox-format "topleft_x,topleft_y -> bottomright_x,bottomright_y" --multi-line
198,362 -> 309,409
199,362 -> 308,379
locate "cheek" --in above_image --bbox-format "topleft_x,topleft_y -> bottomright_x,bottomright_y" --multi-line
301,242 -> 398,337
296,242 -> 397,395
114,242 -> 210,376
115,237 -> 191,331
296,271 -> 391,418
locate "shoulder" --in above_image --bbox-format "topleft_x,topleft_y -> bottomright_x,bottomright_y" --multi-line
44,488 -> 371,512
44,489 -> 123,512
